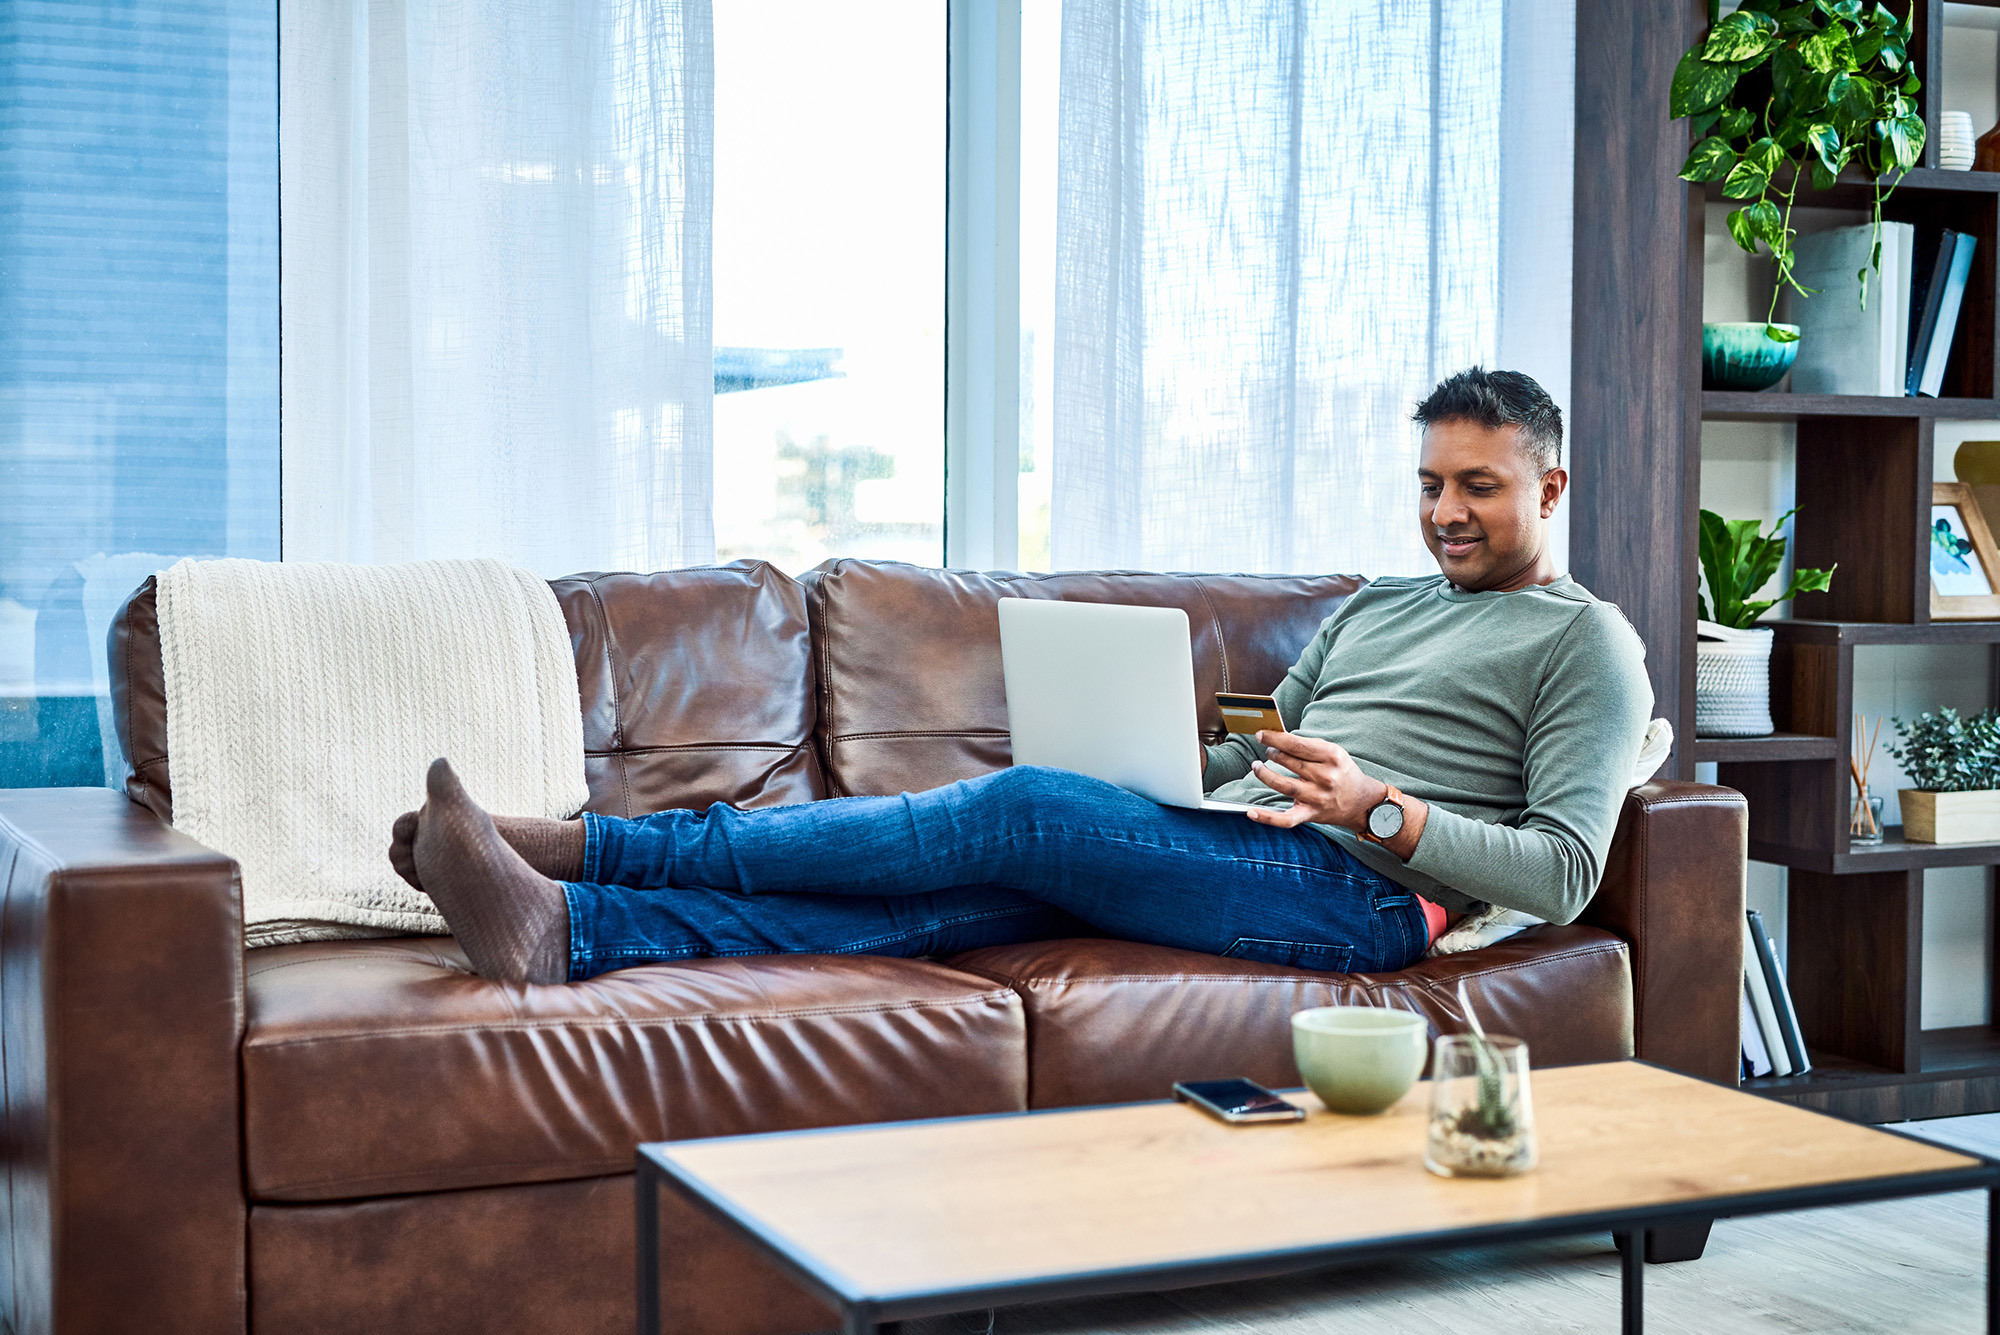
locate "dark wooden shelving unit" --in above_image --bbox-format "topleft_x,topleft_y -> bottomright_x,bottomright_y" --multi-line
1744,1028 -> 2000,1122
1702,392 -> 2000,421
1689,732 -> 1841,764
1576,2 -> 2000,1122
1750,830 -> 2000,874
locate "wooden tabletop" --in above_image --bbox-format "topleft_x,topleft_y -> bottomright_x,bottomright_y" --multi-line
647,1061 -> 1988,1306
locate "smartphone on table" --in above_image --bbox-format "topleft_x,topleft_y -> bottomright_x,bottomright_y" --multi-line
1173,1078 -> 1306,1124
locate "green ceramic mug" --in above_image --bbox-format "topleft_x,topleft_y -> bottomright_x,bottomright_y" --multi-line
1290,1006 -> 1430,1115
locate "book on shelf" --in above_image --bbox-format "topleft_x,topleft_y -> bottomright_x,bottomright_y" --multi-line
1910,230 -> 1977,398
1742,915 -> 1792,1077
1906,229 -> 1960,392
1741,985 -> 1775,1078
1785,222 -> 1913,396
1747,908 -> 1811,1075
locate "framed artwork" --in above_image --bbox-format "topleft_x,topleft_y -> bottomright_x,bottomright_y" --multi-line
1930,482 -> 2000,620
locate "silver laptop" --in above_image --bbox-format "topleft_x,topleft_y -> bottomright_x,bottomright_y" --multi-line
996,598 -> 1255,812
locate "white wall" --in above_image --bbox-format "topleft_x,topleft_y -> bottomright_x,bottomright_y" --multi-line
1695,14 -> 2000,1025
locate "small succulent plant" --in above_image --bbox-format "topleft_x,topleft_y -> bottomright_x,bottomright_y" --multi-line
1453,982 -> 1516,1140
1887,708 -> 2000,793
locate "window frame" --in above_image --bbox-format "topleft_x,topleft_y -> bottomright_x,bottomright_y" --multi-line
943,0 -> 1024,571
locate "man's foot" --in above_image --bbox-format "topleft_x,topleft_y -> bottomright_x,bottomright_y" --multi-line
411,758 -> 572,984
390,808 -> 584,891
389,811 -> 423,889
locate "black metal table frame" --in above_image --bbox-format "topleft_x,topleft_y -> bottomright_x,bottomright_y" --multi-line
637,1128 -> 2000,1335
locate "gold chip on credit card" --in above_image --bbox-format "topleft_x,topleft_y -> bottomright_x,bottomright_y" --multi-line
1216,692 -> 1283,736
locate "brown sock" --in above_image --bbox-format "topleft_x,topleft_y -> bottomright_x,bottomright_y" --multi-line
390,810 -> 583,889
411,758 -> 572,984
493,815 -> 586,881
389,811 -> 423,889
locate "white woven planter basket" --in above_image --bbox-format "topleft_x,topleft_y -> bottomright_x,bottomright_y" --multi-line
1695,620 -> 1775,737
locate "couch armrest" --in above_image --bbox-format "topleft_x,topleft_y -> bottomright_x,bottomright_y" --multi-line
1577,780 -> 1746,1085
0,788 -> 245,1335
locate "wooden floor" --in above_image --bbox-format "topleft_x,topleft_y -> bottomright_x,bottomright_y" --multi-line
878,1113 -> 2000,1335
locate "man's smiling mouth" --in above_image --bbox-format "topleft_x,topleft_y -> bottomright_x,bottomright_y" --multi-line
1437,533 -> 1482,557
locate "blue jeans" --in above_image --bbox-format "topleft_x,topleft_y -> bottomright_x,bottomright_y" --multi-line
562,765 -> 1428,982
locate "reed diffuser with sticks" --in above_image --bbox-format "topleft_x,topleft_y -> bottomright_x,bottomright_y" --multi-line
1852,714 -> 1884,844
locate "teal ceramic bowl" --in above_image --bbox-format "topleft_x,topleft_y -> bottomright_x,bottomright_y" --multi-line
1702,321 -> 1800,391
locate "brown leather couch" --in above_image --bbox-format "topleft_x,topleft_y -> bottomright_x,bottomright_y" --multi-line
0,560 -> 1746,1335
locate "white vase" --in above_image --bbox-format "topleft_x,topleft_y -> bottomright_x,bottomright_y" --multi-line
1941,111 -> 1977,170
1695,620 -> 1775,737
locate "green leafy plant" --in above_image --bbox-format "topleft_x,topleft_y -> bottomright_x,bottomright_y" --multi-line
1453,982 -> 1516,1141
1460,1040 -> 1516,1140
1886,709 -> 2000,792
1698,507 -> 1836,628
1671,0 -> 1926,341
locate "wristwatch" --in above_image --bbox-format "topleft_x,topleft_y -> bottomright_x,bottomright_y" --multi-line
1360,784 -> 1407,845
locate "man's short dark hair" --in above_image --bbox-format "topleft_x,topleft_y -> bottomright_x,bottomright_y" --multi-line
1411,367 -> 1563,474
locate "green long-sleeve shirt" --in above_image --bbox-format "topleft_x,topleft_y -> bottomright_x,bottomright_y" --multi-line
1201,574 -> 1652,924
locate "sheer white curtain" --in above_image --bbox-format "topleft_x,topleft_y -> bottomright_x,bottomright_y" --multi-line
280,0 -> 715,574
1052,0 -> 1573,576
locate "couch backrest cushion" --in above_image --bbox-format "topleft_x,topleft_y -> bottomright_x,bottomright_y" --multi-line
551,565 -> 825,816
109,560 -> 825,824
803,561 -> 1365,798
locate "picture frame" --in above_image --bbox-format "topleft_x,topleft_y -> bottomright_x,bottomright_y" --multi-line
1929,482 -> 2000,621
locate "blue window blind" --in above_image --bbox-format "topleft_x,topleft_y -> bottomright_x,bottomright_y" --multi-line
0,0 -> 277,788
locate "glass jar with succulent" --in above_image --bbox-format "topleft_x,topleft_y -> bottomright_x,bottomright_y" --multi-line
1670,0 -> 1926,342
1424,983 -> 1536,1179
1696,507 -> 1837,738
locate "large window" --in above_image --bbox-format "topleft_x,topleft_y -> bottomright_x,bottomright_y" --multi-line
3,3 -> 1546,791
710,2 -> 946,574
0,0 -> 279,788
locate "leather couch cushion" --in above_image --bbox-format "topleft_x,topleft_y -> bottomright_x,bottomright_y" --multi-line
251,1173 -> 835,1335
551,564 -> 825,816
108,559 -> 824,825
804,562 -> 1365,797
948,925 -> 1633,1108
242,938 -> 1027,1201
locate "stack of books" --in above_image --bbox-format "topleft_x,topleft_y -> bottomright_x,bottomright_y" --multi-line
1782,223 -> 1977,398
1742,909 -> 1810,1078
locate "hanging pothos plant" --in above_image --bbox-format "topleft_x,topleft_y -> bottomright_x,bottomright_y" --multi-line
1670,0 -> 1927,342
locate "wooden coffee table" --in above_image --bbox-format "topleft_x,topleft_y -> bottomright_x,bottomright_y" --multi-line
637,1061 -> 2000,1334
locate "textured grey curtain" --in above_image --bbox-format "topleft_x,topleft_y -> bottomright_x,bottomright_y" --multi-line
1052,0 -> 1573,575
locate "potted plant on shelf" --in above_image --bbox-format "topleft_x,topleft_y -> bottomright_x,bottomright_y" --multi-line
1696,507 -> 1835,737
1887,709 -> 2000,843
1669,0 -> 1925,347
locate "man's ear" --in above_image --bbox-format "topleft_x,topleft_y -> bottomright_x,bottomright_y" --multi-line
1539,466 -> 1568,519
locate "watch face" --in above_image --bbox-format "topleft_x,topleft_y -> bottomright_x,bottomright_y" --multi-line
1368,800 -> 1404,839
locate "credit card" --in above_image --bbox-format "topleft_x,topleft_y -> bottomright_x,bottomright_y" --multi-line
1216,692 -> 1283,736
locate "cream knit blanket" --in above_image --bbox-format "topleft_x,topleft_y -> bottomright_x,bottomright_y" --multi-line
157,557 -> 588,947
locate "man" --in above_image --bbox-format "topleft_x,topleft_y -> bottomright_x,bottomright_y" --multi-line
392,367 -> 1651,985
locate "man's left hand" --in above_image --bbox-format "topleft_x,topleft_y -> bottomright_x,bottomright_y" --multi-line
1245,730 -> 1429,859
1243,730 -> 1384,831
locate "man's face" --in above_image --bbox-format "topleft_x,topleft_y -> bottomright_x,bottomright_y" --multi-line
1417,420 -> 1566,592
